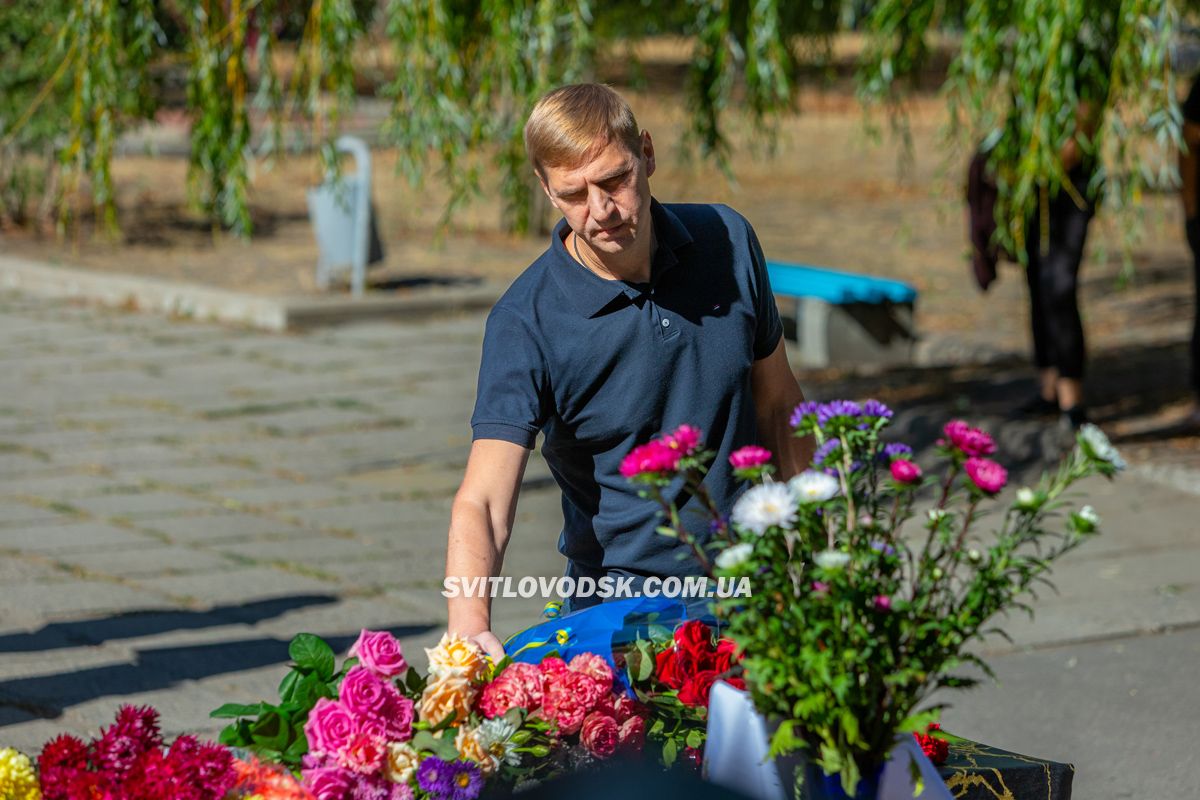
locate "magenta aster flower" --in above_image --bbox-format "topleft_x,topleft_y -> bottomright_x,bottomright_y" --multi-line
729,445 -> 772,470
873,595 -> 892,612
665,424 -> 702,455
619,439 -> 681,479
965,457 -> 1007,495
890,459 -> 922,484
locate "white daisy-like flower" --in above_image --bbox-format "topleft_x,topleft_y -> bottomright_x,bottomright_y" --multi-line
814,549 -> 851,570
1015,487 -> 1037,509
787,470 -> 841,503
1079,424 -> 1127,471
927,508 -> 947,523
731,482 -> 799,535
715,542 -> 755,570
1078,505 -> 1100,526
477,716 -> 522,768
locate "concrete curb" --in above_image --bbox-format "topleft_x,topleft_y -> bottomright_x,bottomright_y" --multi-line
0,255 -> 504,332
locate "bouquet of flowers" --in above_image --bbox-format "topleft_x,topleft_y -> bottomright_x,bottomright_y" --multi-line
620,401 -> 1124,797
216,628 -> 654,799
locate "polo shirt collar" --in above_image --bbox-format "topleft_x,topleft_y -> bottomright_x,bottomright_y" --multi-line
549,197 -> 694,318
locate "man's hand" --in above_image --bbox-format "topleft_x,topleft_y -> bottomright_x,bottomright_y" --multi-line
445,439 -> 530,659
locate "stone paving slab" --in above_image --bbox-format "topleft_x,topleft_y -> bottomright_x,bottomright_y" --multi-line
51,545 -> 243,579
128,567 -> 339,606
0,520 -> 160,552
136,512 -> 307,544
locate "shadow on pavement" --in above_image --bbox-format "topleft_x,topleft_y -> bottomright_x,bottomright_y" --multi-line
0,623 -> 438,723
0,595 -> 341,654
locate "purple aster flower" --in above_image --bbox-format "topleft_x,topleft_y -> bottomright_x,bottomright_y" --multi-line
812,438 -> 841,467
417,757 -> 455,797
449,761 -> 483,800
882,443 -> 914,462
870,540 -> 897,556
861,399 -> 894,420
817,400 -> 862,427
789,400 -> 821,429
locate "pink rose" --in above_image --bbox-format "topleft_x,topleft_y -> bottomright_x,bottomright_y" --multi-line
306,698 -> 355,756
965,457 -> 1007,495
340,667 -> 389,718
477,674 -> 530,719
618,715 -> 646,752
302,765 -> 355,800
889,459 -> 922,484
349,630 -> 408,678
580,711 -> 620,758
335,731 -> 386,775
729,445 -> 772,470
379,694 -> 414,742
568,652 -> 614,690
502,662 -> 544,708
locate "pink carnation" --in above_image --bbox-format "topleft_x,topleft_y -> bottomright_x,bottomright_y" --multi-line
965,457 -> 1008,495
889,459 -> 922,484
542,670 -> 606,735
305,698 -> 355,756
580,712 -> 619,759
502,662 -> 544,708
336,731 -> 386,775
619,440 -> 682,479
665,424 -> 702,455
568,652 -> 615,690
729,445 -> 772,470
348,629 -> 408,678
538,657 -> 569,676
477,674 -> 531,719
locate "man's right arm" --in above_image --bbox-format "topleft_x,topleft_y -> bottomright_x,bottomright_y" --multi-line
445,438 -> 531,661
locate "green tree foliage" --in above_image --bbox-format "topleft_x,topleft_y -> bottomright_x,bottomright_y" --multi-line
0,0 -> 1188,243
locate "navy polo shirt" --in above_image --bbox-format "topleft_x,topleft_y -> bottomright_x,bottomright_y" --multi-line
471,199 -> 782,578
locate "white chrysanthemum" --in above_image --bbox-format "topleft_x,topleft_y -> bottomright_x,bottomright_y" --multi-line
1015,487 -> 1037,509
731,482 -> 799,535
715,542 -> 755,570
1078,505 -> 1100,526
1079,424 -> 1127,471
477,716 -> 522,768
787,470 -> 841,503
814,549 -> 851,570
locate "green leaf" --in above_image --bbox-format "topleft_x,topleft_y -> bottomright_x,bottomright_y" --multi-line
277,670 -> 301,703
289,633 -> 336,680
661,737 -> 678,767
248,710 -> 291,753
210,702 -> 269,719
685,729 -> 705,749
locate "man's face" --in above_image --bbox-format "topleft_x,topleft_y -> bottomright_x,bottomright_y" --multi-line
538,131 -> 656,259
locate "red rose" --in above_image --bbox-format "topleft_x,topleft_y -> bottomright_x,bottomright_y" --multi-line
618,715 -> 646,753
655,648 -> 684,690
677,669 -> 718,707
673,621 -> 715,671
580,712 -> 619,759
914,723 -> 949,765
712,639 -> 740,675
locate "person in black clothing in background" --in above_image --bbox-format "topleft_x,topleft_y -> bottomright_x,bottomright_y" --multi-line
1014,102 -> 1101,432
1177,79 -> 1200,430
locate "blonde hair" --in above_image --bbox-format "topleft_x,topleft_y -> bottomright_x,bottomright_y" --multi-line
523,83 -> 642,176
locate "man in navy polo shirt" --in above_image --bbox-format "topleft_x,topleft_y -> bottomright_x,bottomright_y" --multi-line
446,84 -> 814,660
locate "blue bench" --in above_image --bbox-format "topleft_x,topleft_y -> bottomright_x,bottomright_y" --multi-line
765,261 -> 918,368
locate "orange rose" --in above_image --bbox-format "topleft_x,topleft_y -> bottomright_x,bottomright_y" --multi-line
455,726 -> 498,776
419,674 -> 476,728
425,633 -> 488,683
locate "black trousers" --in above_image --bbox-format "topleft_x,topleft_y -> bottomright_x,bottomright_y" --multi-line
1024,184 -> 1095,381
1185,217 -> 1200,394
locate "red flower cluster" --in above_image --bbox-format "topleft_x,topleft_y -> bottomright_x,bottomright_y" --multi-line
654,620 -> 744,707
477,654 -> 648,758
618,425 -> 703,479
913,723 -> 949,765
38,705 -> 236,800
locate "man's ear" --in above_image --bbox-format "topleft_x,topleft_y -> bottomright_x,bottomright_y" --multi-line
642,130 -> 656,178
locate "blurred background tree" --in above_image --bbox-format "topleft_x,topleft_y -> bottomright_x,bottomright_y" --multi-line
0,0 -> 1185,248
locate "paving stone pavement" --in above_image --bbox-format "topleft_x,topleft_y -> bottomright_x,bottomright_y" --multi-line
1,292 -> 1198,799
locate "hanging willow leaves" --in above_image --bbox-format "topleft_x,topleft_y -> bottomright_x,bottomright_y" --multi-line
0,0 -> 1192,246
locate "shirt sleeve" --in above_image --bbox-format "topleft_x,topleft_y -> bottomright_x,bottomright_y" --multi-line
746,221 -> 784,360
470,307 -> 551,449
